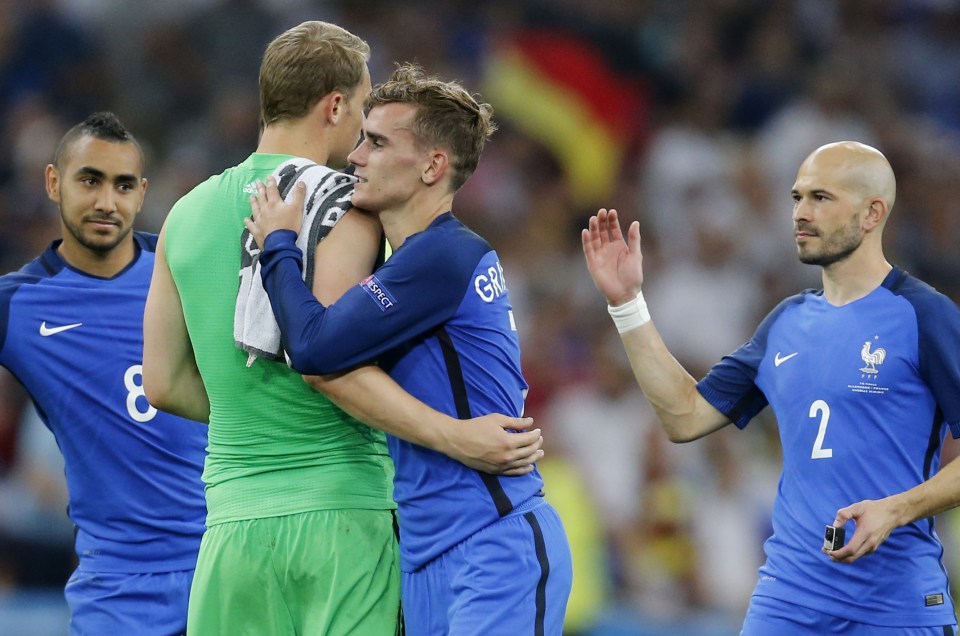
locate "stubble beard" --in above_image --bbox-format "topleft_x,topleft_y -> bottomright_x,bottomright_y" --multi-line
60,205 -> 131,254
797,215 -> 864,268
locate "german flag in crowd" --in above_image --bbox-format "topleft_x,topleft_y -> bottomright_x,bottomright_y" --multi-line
484,28 -> 647,204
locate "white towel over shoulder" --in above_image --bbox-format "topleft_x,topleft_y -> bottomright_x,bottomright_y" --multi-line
234,157 -> 358,366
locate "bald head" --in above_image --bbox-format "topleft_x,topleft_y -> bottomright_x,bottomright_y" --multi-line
800,141 -> 896,215
791,141 -> 897,269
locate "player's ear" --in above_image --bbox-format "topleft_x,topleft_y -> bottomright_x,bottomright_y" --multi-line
138,178 -> 149,212
863,197 -> 887,231
421,149 -> 448,186
45,164 -> 61,203
327,92 -> 344,125
310,92 -> 343,126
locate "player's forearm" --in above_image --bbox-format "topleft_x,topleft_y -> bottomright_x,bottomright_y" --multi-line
887,455 -> 960,526
619,322 -> 726,442
260,231 -> 369,375
305,365 -> 450,450
307,368 -> 539,475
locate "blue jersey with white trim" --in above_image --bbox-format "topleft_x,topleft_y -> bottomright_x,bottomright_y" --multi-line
697,267 -> 960,626
261,212 -> 543,570
0,233 -> 207,573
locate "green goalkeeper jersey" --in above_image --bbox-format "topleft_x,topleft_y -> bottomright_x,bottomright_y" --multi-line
164,153 -> 394,525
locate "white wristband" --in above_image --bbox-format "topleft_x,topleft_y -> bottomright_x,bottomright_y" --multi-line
607,291 -> 650,334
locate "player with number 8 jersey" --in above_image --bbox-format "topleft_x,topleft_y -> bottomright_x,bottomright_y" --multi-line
0,232 -> 207,577
0,112 -> 207,635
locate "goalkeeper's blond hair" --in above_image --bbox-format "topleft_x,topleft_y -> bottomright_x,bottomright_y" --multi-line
259,21 -> 370,126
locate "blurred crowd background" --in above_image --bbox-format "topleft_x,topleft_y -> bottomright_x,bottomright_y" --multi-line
1,0 -> 959,634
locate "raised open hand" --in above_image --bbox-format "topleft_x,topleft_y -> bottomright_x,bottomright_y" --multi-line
581,208 -> 645,306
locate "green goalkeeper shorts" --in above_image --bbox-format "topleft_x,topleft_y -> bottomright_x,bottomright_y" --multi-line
187,509 -> 400,635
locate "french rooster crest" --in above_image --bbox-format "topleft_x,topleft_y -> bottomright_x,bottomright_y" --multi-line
860,341 -> 886,374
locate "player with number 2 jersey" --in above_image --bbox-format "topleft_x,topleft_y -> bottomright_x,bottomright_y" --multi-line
698,267 -> 960,627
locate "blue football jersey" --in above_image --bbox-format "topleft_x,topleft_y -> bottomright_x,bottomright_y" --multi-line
698,267 -> 960,626
261,212 -> 543,571
0,233 -> 207,573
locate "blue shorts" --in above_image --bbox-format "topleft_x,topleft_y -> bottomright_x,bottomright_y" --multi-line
402,497 -> 572,635
64,568 -> 194,636
742,594 -> 957,636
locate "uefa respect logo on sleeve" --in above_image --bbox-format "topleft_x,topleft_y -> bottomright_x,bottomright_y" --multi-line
360,275 -> 397,311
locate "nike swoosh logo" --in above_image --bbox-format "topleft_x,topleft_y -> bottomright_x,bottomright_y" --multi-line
39,321 -> 83,336
774,351 -> 799,367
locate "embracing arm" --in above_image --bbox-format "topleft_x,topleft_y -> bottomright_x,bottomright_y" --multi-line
142,225 -> 210,423
246,178 -> 350,373
312,367 -> 542,475
246,178 -> 543,475
582,208 -> 729,442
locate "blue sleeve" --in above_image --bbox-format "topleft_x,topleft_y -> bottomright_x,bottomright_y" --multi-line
696,296 -> 801,428
0,275 -> 17,358
898,277 -> 960,438
260,227 -> 479,374
0,267 -> 43,360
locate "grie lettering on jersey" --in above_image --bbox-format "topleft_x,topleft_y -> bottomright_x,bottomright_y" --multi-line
474,260 -> 507,302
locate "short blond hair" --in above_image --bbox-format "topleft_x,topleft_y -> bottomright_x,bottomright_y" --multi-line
259,21 -> 370,126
